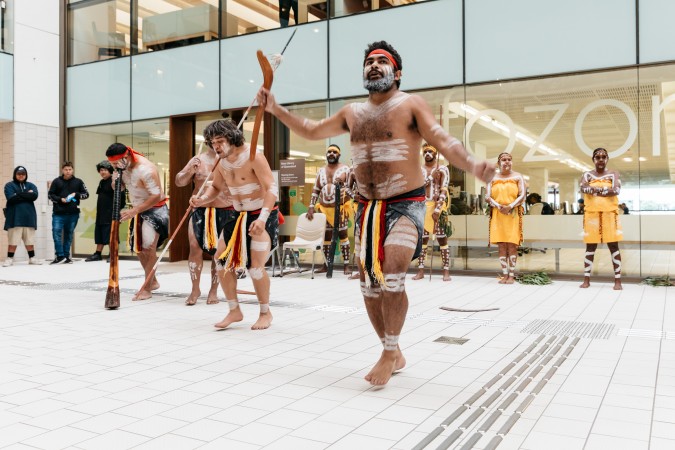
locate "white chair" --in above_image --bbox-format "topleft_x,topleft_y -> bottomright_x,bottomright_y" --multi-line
281,213 -> 327,279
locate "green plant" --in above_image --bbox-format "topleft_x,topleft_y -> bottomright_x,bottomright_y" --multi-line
515,271 -> 552,285
641,276 -> 674,287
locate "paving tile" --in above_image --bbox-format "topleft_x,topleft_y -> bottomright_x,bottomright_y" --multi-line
585,433 -> 648,450
22,425 -> 97,450
75,429 -> 151,450
290,420 -> 354,444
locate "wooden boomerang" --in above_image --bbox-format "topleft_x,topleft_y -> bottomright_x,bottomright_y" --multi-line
249,50 -> 274,161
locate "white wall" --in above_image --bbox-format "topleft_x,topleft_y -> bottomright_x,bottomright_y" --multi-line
13,0 -> 59,127
0,53 -> 12,120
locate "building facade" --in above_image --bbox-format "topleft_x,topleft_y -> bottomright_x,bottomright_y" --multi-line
2,0 -> 675,278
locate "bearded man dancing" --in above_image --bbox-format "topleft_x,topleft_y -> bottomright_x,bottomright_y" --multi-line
258,41 -> 494,385
307,144 -> 352,274
412,143 -> 451,281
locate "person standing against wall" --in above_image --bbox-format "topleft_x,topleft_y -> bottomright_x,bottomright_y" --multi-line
3,166 -> 42,266
48,162 -> 89,264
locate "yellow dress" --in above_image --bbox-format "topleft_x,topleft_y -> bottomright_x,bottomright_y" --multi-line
583,179 -> 622,243
489,179 -> 523,245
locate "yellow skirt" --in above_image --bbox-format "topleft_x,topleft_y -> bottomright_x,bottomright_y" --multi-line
317,201 -> 354,228
583,211 -> 623,243
489,207 -> 523,245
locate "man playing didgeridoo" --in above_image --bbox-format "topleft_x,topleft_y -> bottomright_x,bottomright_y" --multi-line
190,119 -> 279,330
258,40 -> 495,385
175,141 -> 234,306
307,144 -> 353,274
412,143 -> 451,282
579,147 -> 623,290
106,144 -> 169,300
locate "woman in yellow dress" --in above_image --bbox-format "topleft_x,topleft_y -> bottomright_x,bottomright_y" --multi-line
486,153 -> 526,284
579,147 -> 623,290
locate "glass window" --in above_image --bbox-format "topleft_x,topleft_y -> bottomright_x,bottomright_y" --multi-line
68,0 -> 130,66
138,0 -> 219,54
222,0 -> 327,37
71,120 -> 170,256
331,0 -> 429,20
0,0 -> 14,54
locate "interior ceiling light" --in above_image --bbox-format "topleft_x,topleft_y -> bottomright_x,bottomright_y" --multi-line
623,157 -> 633,162
639,157 -> 647,162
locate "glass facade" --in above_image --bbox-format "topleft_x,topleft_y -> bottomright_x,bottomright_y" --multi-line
65,1 -> 675,280
67,0 -> 428,66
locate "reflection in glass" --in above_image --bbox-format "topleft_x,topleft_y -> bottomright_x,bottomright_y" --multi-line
68,0 -> 130,66
0,0 -> 13,54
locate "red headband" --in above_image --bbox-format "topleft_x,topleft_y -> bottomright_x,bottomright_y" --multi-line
367,49 -> 399,70
107,146 -> 143,162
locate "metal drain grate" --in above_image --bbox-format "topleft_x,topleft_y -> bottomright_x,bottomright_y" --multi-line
434,336 -> 469,345
522,319 -> 615,339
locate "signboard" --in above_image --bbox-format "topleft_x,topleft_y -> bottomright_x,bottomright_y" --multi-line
280,159 -> 305,187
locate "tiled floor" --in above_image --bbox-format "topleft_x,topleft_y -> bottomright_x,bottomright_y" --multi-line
0,258 -> 673,449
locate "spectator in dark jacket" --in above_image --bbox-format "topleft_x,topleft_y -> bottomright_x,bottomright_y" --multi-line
48,162 -> 89,264
85,160 -> 125,261
526,193 -> 554,215
3,166 -> 41,266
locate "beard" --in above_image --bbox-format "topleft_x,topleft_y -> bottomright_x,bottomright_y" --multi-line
363,70 -> 395,93
327,155 -> 338,164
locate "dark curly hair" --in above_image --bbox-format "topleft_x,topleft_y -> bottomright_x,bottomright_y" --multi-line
363,40 -> 403,88
96,160 -> 113,173
203,119 -> 245,148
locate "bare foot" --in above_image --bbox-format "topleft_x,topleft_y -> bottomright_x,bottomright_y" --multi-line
150,281 -> 160,291
411,269 -> 425,280
580,277 -> 591,288
206,290 -> 220,305
504,276 -> 515,285
214,308 -> 244,329
251,311 -> 273,330
613,280 -> 623,290
315,265 -> 328,274
343,265 -> 351,275
348,272 -> 360,280
364,350 -> 399,386
185,290 -> 200,306
498,276 -> 506,284
133,290 -> 152,301
443,270 -> 451,282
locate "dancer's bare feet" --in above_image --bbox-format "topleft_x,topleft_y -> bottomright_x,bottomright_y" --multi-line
579,277 -> 591,288
364,348 -> 405,386
442,270 -> 451,282
613,280 -> 623,290
412,269 -> 425,280
150,281 -> 160,291
343,265 -> 351,275
206,290 -> 220,305
504,276 -> 515,285
348,272 -> 360,280
251,311 -> 273,330
133,289 -> 152,301
185,290 -> 200,306
214,308 -> 243,329
315,264 -> 328,274
498,276 -> 507,284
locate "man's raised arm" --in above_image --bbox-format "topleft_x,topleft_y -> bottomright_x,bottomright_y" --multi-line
258,88 -> 347,140
411,95 -> 495,183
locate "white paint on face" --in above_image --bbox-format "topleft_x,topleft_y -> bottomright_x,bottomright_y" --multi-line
363,64 -> 395,92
